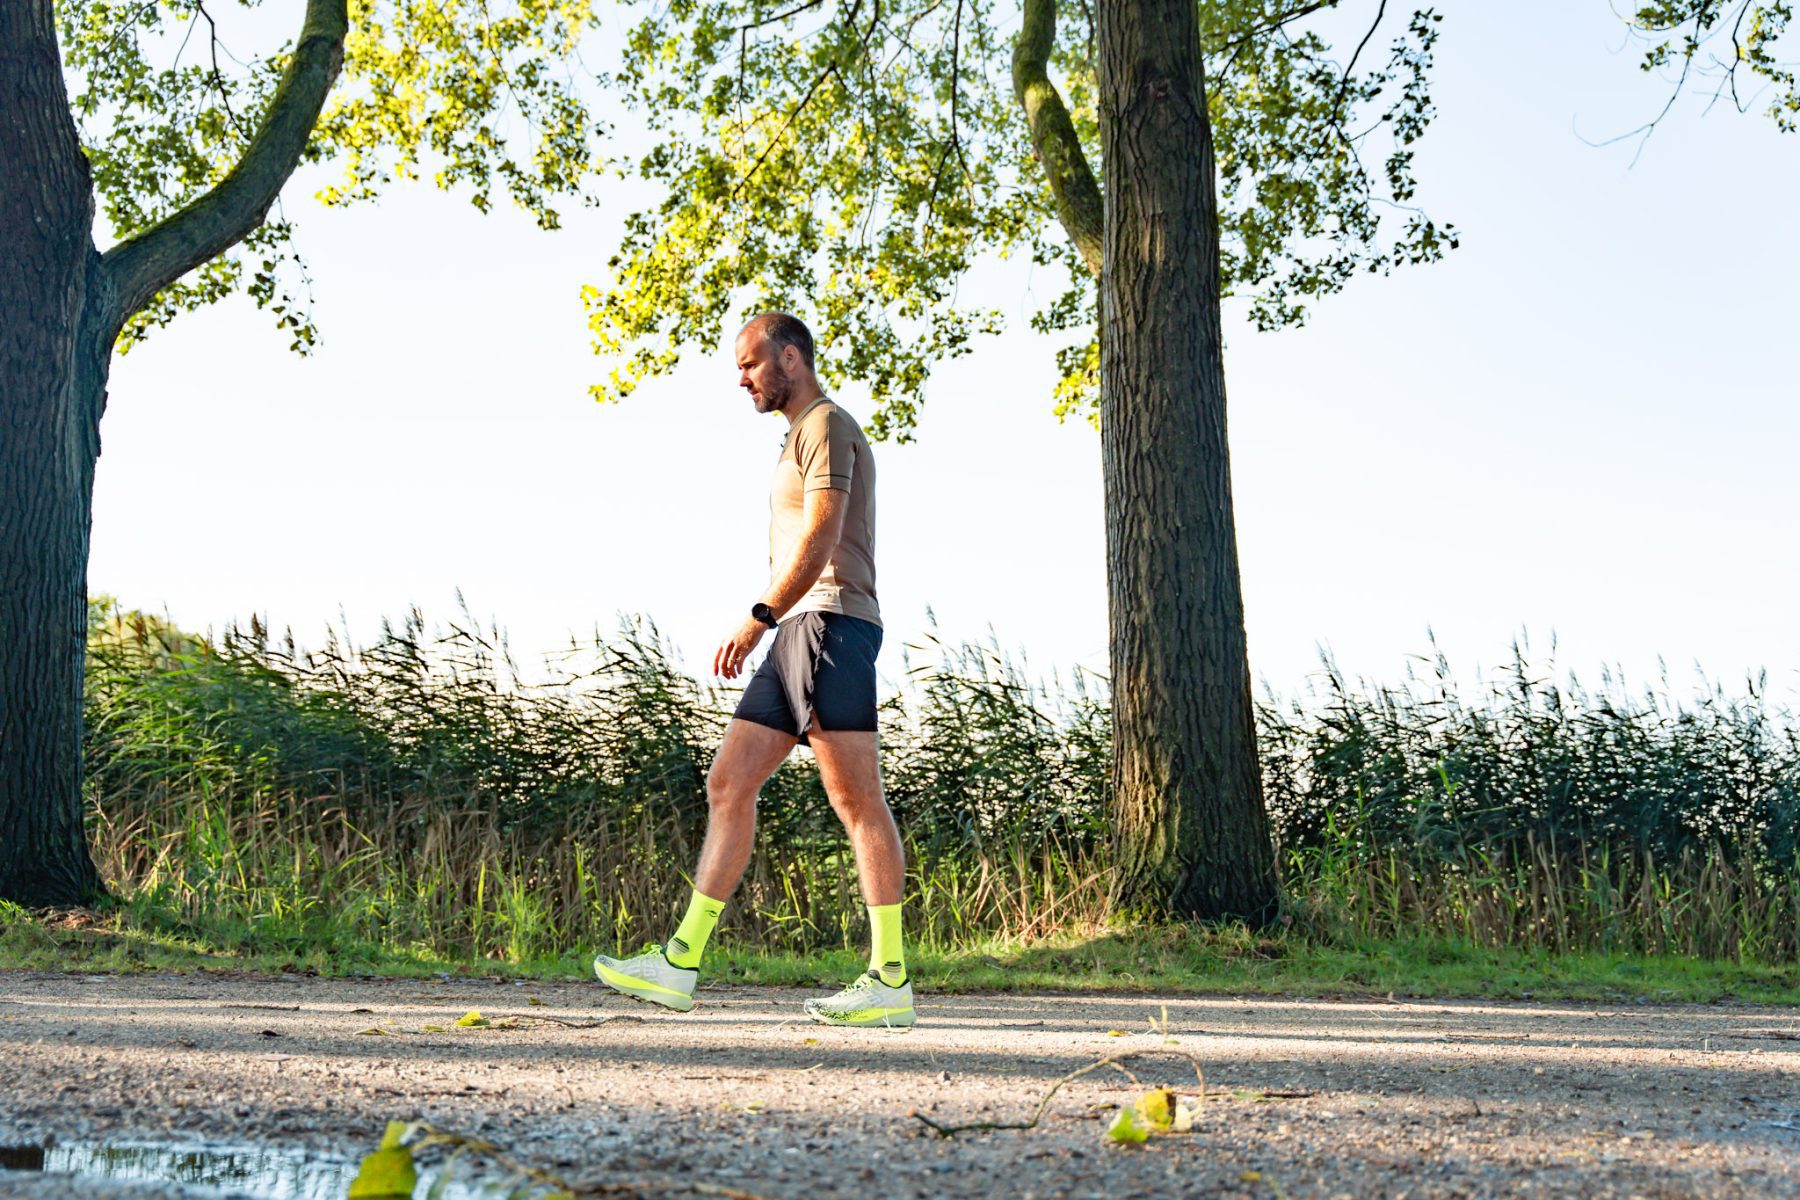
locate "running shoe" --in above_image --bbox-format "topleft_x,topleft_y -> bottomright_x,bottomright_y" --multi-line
593,944 -> 698,1012
803,972 -> 915,1028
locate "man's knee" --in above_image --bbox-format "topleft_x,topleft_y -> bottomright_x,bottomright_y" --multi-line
827,785 -> 889,828
705,770 -> 757,819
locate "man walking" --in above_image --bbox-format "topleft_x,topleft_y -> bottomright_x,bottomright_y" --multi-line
594,313 -> 913,1028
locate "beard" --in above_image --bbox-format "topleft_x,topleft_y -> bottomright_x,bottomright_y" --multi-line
754,363 -> 796,413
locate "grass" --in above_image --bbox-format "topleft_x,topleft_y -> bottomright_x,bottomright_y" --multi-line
6,900 -> 1795,1005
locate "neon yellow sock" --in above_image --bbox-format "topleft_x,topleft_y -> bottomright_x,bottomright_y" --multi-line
666,889 -> 724,969
868,903 -> 906,986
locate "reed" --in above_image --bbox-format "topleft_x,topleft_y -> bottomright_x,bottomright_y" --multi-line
80,602 -> 1800,966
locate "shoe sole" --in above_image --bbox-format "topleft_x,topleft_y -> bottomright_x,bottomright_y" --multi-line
804,1005 -> 916,1028
593,959 -> 696,1013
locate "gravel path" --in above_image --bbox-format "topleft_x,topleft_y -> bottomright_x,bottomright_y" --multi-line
1,970 -> 1797,1198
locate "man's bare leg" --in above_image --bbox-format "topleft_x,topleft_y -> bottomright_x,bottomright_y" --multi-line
809,729 -> 902,905
593,718 -> 793,1010
805,728 -> 914,1025
693,718 -> 799,898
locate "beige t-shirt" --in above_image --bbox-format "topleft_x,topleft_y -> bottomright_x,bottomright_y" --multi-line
770,397 -> 880,626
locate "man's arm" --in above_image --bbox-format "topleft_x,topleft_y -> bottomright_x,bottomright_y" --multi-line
713,486 -> 848,678
760,487 -> 848,618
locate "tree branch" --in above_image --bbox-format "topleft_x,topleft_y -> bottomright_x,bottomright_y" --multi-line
99,0 -> 349,333
1328,0 -> 1385,135
1013,0 -> 1102,277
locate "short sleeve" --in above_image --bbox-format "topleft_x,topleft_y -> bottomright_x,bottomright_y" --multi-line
794,409 -> 855,494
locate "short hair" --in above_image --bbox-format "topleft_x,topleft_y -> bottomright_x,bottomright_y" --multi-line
746,312 -> 815,370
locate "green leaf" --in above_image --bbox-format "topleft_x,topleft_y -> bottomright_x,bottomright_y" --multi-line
347,1147 -> 416,1198
455,1011 -> 489,1028
1105,1105 -> 1149,1145
378,1121 -> 412,1152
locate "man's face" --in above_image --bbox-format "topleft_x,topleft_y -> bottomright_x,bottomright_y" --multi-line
736,330 -> 794,414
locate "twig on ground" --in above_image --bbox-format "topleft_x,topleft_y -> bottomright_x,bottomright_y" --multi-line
497,1012 -> 644,1028
1206,1088 -> 1316,1101
909,1049 -> 1205,1138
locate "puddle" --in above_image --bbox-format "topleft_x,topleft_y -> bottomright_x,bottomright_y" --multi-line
0,1141 -> 537,1198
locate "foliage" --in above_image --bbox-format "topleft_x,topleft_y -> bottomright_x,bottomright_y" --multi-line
57,0 -> 608,352
1627,2 -> 1798,135
75,601 -> 1800,968
583,0 -> 1458,438
51,2 -> 1458,431
1259,639 -> 1800,871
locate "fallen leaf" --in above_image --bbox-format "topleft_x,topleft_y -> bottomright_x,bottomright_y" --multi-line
1106,1106 -> 1149,1144
355,1027 -> 390,1037
347,1144 -> 415,1199
1138,1087 -> 1177,1129
1105,1030 -> 1128,1038
455,1011 -> 489,1028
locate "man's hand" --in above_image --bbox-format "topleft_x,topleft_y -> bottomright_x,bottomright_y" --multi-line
714,614 -> 772,679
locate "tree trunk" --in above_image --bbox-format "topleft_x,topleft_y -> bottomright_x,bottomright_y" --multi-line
1097,0 -> 1277,922
0,1 -> 109,906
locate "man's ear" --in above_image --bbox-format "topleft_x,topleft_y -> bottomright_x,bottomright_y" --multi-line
781,343 -> 802,374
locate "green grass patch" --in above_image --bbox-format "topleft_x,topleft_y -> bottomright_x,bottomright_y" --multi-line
6,902 -> 1794,1005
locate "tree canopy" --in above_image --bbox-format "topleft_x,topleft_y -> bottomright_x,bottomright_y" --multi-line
1626,2 -> 1796,137
58,0 -> 609,352
53,2 -> 1459,439
582,0 -> 1457,441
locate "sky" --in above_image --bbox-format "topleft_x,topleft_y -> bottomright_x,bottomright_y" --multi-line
87,1 -> 1800,705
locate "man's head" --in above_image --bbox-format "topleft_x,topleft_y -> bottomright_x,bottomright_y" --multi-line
735,312 -> 816,414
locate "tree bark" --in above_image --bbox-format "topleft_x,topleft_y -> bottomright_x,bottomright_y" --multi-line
0,0 -> 348,908
1097,0 -> 1277,921
0,1 -> 109,906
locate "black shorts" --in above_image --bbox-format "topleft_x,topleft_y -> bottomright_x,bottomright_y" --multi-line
733,612 -> 882,745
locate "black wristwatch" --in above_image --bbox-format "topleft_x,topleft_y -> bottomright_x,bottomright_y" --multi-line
751,602 -> 779,629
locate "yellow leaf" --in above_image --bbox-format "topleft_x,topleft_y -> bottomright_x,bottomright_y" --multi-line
1138,1087 -> 1176,1130
1241,1170 -> 1263,1183
1105,1029 -> 1128,1037
419,1024 -> 447,1033
1106,1106 -> 1149,1145
455,1011 -> 489,1028
348,1147 -> 416,1198
527,997 -> 544,1006
355,1027 -> 389,1037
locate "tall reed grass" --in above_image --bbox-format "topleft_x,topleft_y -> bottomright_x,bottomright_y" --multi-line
81,602 -> 1800,965
83,602 -> 1111,962
1264,643 -> 1800,961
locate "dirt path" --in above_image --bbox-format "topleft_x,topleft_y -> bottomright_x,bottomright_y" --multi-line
1,970 -> 1796,1198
